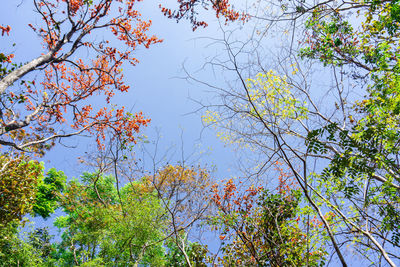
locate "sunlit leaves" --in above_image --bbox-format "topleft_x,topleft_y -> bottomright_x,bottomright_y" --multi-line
300,12 -> 359,66
246,71 -> 308,121
209,177 -> 326,266
32,168 -> 66,218
0,158 -> 65,265
55,173 -> 168,266
0,155 -> 43,226
202,71 -> 308,148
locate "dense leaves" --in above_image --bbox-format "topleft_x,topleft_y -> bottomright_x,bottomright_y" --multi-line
0,165 -> 65,266
0,156 -> 65,227
0,155 -> 43,226
210,174 -> 327,266
53,173 -> 168,266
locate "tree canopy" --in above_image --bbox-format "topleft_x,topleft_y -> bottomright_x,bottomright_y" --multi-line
2,0 -> 400,266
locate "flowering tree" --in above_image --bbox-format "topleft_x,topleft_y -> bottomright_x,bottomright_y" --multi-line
209,173 -> 327,266
160,0 -> 246,30
0,0 -> 162,153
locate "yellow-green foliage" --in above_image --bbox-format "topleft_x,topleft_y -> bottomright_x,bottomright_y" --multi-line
245,71 -> 308,121
202,71 -> 308,146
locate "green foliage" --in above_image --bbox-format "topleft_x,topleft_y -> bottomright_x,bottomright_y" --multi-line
164,239 -> 209,266
258,0 -> 400,260
0,163 -> 213,266
0,223 -> 43,267
0,160 -> 65,266
33,169 -> 66,218
53,173 -> 168,266
0,155 -> 43,226
301,0 -> 400,246
300,12 -> 358,66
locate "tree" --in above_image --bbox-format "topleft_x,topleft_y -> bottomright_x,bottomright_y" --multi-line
0,0 -> 160,153
164,237 -> 209,266
0,225 -> 44,267
145,164 -> 212,267
209,168 -> 327,266
160,0 -> 246,30
1,161 -> 212,266
27,227 -> 56,265
0,157 -> 65,227
53,172 -> 168,266
33,168 -> 67,218
0,155 -> 43,227
178,0 -> 400,265
0,165 -> 66,266
73,134 -> 215,266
